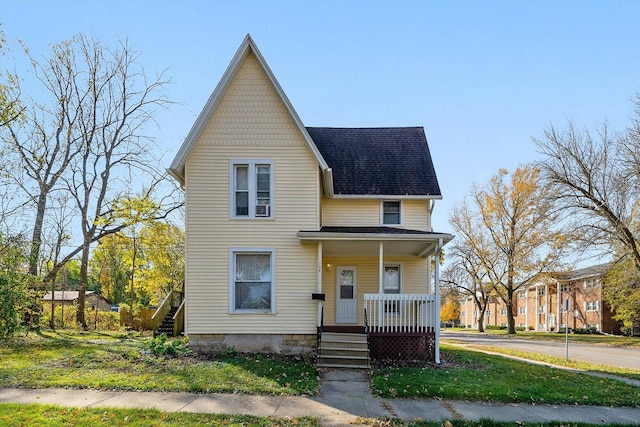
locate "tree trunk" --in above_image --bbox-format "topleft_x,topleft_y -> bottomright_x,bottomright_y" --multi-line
76,239 -> 90,329
28,190 -> 48,276
506,290 -> 516,334
477,311 -> 485,332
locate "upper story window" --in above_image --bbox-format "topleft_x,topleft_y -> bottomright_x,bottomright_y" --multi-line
560,284 -> 569,293
585,301 -> 599,311
585,278 -> 599,290
381,201 -> 401,225
231,160 -> 273,219
518,290 -> 526,299
537,287 -> 546,296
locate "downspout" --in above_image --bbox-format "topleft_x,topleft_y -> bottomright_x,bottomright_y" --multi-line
434,237 -> 443,364
317,242 -> 323,327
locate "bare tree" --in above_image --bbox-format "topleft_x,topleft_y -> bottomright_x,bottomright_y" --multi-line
446,201 -> 493,332
535,96 -> 640,329
2,37 -> 82,277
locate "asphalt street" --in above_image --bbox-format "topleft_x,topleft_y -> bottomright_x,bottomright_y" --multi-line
440,331 -> 640,370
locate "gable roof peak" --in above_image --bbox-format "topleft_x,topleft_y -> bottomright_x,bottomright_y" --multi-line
168,35 -> 332,191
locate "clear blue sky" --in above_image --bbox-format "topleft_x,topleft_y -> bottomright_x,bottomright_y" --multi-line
2,0 -> 639,232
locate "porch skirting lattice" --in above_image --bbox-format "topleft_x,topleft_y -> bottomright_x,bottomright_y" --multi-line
369,332 -> 435,361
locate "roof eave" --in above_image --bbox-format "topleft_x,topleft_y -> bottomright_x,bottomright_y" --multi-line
331,194 -> 443,200
297,231 -> 454,242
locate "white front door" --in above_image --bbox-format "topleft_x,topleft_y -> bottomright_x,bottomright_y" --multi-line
336,266 -> 357,324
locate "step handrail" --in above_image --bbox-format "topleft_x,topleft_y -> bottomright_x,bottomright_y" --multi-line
172,299 -> 185,337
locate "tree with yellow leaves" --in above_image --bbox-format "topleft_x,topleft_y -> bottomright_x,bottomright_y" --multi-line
451,165 -> 569,334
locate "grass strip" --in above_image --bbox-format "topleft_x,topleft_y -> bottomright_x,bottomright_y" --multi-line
0,403 -> 318,426
450,341 -> 640,381
371,344 -> 640,406
0,331 -> 317,395
356,418 -> 640,427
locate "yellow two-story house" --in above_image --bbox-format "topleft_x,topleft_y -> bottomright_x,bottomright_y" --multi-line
169,35 -> 453,366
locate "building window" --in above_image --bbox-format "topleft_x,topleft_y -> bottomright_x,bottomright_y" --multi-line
585,278 -> 599,290
518,307 -> 526,315
231,160 -> 273,219
518,290 -> 526,299
538,305 -> 545,314
560,284 -> 568,293
383,264 -> 401,313
500,308 -> 507,316
538,287 -> 545,296
461,311 -> 466,317
381,201 -> 401,225
230,249 -> 275,313
585,301 -> 599,311
486,310 -> 491,316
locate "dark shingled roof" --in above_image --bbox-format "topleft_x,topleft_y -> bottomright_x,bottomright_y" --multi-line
306,127 -> 441,196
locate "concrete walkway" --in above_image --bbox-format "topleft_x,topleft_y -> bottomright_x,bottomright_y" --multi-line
1,370 -> 639,425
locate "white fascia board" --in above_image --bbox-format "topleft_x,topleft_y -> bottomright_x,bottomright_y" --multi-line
331,194 -> 443,200
168,34 -> 333,193
297,231 -> 454,242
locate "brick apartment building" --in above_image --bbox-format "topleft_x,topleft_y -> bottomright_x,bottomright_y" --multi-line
459,264 -> 622,334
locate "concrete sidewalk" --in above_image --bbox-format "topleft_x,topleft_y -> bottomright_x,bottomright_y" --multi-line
0,370 -> 639,425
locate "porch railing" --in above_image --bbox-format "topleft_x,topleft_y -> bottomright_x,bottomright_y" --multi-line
364,293 -> 436,333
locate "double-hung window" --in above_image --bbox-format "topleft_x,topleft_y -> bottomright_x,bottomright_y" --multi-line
231,160 -> 273,219
383,264 -> 401,314
381,201 -> 401,225
230,248 -> 275,313
585,301 -> 599,311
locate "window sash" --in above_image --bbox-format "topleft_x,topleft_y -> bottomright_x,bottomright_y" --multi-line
231,161 -> 273,218
382,201 -> 400,225
231,250 -> 274,312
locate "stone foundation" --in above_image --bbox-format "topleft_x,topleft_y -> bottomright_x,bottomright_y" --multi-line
188,333 -> 317,355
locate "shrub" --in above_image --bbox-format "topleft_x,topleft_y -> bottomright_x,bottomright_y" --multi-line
40,305 -> 124,331
0,273 -> 29,337
148,334 -> 191,356
573,327 -> 599,335
485,325 -> 507,330
515,326 -> 526,331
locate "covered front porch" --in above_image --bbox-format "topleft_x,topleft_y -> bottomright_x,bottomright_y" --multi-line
298,226 -> 453,363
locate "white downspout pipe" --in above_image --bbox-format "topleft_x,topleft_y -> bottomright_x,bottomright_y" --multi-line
317,242 -> 323,327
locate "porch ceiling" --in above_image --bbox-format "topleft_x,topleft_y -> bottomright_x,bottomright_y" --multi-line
297,227 -> 453,257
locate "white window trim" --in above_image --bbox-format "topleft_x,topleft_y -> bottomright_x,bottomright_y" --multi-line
229,159 -> 274,219
380,200 -> 402,226
383,263 -> 403,294
229,247 -> 276,314
383,263 -> 403,315
585,301 -> 599,312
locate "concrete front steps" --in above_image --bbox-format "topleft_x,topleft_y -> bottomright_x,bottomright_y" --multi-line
317,332 -> 370,369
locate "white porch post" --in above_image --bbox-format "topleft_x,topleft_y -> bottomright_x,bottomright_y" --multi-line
317,242 -> 323,327
378,241 -> 384,293
434,238 -> 442,364
556,280 -> 561,333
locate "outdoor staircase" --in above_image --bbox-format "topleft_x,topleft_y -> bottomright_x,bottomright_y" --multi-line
317,332 -> 370,369
155,306 -> 178,336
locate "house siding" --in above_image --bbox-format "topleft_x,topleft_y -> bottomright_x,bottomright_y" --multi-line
184,51 -> 320,338
321,256 -> 429,326
321,199 -> 431,230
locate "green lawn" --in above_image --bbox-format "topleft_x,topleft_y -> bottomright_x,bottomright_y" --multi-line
443,328 -> 640,348
0,330 -> 317,395
371,344 -> 640,406
0,403 -> 318,427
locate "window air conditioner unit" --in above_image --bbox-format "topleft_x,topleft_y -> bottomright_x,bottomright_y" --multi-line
255,205 -> 270,217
